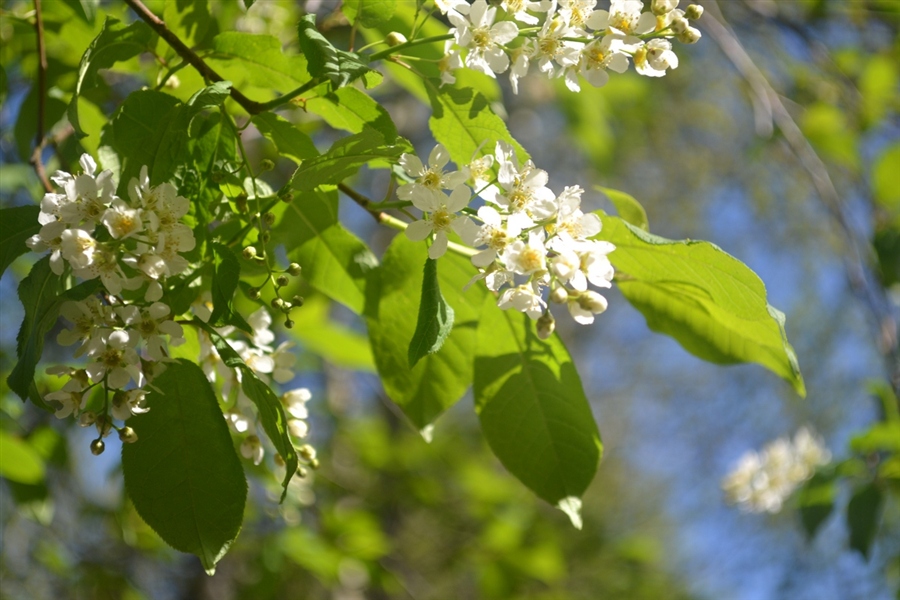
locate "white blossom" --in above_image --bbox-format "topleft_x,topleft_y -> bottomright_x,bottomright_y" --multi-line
405,185 -> 475,260
450,0 -> 519,77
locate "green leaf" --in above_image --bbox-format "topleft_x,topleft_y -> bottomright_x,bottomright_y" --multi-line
596,186 -> 649,231
121,360 -> 246,574
343,0 -> 396,28
287,296 -> 375,371
160,0 -> 211,47
111,89 -> 181,191
15,86 -> 66,161
297,14 -> 373,89
252,113 -> 319,164
599,214 -> 806,396
408,258 -> 455,368
284,130 -> 410,193
304,87 -> 399,142
196,323 -> 299,498
210,243 -> 250,331
365,234 -> 485,433
796,472 -> 836,540
7,258 -> 99,407
0,430 -> 46,485
872,143 -> 900,215
846,483 -> 884,559
474,299 -> 601,528
427,83 -> 528,168
271,187 -> 376,314
0,205 -> 40,278
209,32 -> 310,93
68,17 -> 157,138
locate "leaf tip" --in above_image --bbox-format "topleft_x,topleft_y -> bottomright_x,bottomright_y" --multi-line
557,496 -> 583,530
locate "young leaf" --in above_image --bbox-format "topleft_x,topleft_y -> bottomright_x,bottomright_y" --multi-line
252,113 -> 319,164
297,14 -> 373,89
270,186 -> 377,315
0,205 -> 40,278
121,360 -> 247,574
365,235 -> 485,433
846,483 -> 884,559
343,0 -> 397,28
473,298 -> 602,529
599,214 -> 806,396
427,83 -> 528,168
7,258 -> 99,407
68,17 -> 157,138
210,243 -> 250,332
283,130 -> 411,193
196,323 -> 299,498
408,258 -> 455,368
596,186 -> 649,231
304,86 -> 399,142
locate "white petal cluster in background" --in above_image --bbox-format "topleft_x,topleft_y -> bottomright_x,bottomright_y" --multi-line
721,426 -> 832,514
400,142 -> 615,336
439,0 -> 702,92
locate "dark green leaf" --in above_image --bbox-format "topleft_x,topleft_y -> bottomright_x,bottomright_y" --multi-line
210,243 -> 250,331
68,18 -> 157,138
284,130 -> 410,193
0,430 -> 46,485
599,214 -> 806,396
271,187 -> 376,314
8,258 -> 99,408
408,258 -> 454,368
111,89 -> 181,191
796,472 -> 836,540
365,234 -> 485,433
427,83 -> 528,168
297,14 -> 373,89
474,299 -> 602,528
846,483 -> 884,559
304,87 -> 399,142
196,323 -> 298,498
0,205 -> 40,278
343,0 -> 397,28
252,113 -> 319,164
597,186 -> 649,231
121,360 -> 246,574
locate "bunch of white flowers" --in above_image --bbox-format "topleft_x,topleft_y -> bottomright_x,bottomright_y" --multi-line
400,142 -> 616,335
721,426 -> 832,513
439,0 -> 702,92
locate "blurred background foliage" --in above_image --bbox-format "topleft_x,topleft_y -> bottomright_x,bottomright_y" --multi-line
1,0 -> 898,598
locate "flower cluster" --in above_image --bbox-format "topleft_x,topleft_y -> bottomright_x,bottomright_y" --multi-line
721,426 -> 832,514
439,0 -> 702,92
400,142 -> 615,335
28,155 -> 196,450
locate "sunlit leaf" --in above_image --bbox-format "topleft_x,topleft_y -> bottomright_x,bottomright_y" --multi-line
0,205 -> 40,278
599,214 -> 806,396
597,186 -> 649,231
343,0 -> 397,28
304,86 -> 399,142
297,14 -> 373,89
122,360 -> 246,574
0,430 -> 46,485
209,32 -> 310,93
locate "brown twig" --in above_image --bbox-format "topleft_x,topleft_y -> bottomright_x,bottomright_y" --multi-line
338,182 -> 388,223
30,0 -> 52,193
701,0 -> 899,397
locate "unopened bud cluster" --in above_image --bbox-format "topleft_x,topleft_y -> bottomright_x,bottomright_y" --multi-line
399,142 -> 615,328
437,0 -> 703,93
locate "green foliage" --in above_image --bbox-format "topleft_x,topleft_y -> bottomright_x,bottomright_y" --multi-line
846,483 -> 884,559
208,32 -> 309,94
474,298 -> 602,528
304,86 -> 399,141
122,359 -> 247,574
297,14 -> 373,89
796,472 -> 836,540
0,429 -> 46,485
408,258 -> 455,368
600,214 -> 806,396
210,243 -> 251,331
68,17 -> 156,138
343,0 -> 397,28
0,205 -> 41,277
598,186 -> 649,231
252,113 -> 319,164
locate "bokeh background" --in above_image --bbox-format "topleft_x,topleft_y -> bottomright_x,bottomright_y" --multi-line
1,1 -> 898,598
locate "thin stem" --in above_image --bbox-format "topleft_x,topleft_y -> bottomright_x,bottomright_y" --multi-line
368,33 -> 454,62
30,0 -> 51,193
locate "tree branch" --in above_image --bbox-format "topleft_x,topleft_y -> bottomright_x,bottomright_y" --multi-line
701,0 -> 899,397
30,0 -> 52,193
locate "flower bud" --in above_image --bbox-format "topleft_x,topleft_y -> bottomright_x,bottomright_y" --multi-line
678,26 -> 701,44
79,411 -> 97,427
284,318 -> 295,329
263,212 -> 276,227
287,263 -> 302,276
119,426 -> 138,444
272,297 -> 285,310
90,439 -> 105,456
670,14 -> 689,33
276,275 -> 289,287
685,4 -> 703,19
550,286 -> 568,304
291,295 -> 305,308
651,0 -> 678,16
95,415 -> 113,438
296,466 -> 308,478
578,291 -> 609,314
235,194 -> 249,213
211,170 -> 225,183
299,444 -> 317,461
280,191 -> 294,204
243,246 -> 258,260
165,74 -> 181,89
537,312 -> 555,340
260,231 -> 271,243
248,286 -> 261,300
260,158 -> 275,172
386,31 -> 407,46
309,457 -> 320,470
